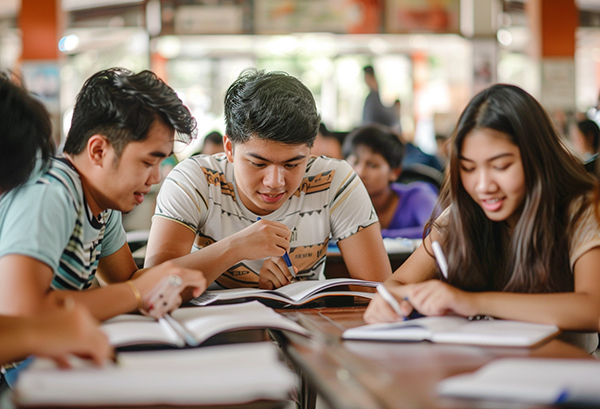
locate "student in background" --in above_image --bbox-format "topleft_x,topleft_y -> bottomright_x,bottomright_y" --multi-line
0,73 -> 110,389
344,125 -> 437,239
0,68 -> 206,323
364,84 -> 600,353
201,131 -> 225,155
312,122 -> 343,159
569,119 -> 600,162
145,68 -> 391,290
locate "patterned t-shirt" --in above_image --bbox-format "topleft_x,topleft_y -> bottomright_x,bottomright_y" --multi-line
0,158 -> 127,290
154,154 -> 378,288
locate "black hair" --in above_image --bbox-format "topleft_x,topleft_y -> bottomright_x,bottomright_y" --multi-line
204,130 -> 223,145
318,122 -> 330,136
344,125 -> 404,169
63,68 -> 196,156
577,119 -> 600,152
224,68 -> 320,146
0,72 -> 55,192
363,65 -> 375,76
436,83 -> 595,293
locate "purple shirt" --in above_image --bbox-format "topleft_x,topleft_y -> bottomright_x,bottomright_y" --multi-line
381,182 -> 438,239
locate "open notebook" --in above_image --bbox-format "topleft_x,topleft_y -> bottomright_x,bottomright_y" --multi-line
342,316 -> 560,347
14,342 -> 297,407
101,301 -> 310,348
437,358 -> 600,405
190,278 -> 379,307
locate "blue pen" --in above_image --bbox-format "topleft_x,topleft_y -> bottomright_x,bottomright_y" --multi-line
257,217 -> 296,278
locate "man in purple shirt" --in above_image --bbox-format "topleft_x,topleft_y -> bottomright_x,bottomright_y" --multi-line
345,124 -> 438,239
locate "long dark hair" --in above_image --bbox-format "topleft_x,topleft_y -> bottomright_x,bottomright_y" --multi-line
0,72 -> 54,192
433,84 -> 598,293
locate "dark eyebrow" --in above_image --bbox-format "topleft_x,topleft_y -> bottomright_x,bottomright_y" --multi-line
459,153 -> 515,163
149,150 -> 173,159
246,152 -> 307,163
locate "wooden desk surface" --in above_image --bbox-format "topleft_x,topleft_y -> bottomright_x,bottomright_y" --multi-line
278,306 -> 593,409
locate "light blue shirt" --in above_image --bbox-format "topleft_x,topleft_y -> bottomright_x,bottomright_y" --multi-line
0,158 -> 126,290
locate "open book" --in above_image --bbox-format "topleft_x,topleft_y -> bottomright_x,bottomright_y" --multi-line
437,358 -> 600,405
101,301 -> 310,348
190,277 -> 379,307
342,316 -> 560,347
14,342 -> 297,407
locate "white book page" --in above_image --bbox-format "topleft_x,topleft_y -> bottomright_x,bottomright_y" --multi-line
101,314 -> 183,347
343,316 -> 466,341
432,320 -> 559,346
15,342 -> 298,406
190,278 -> 379,305
171,301 -> 310,343
437,358 -> 600,404
274,278 -> 379,302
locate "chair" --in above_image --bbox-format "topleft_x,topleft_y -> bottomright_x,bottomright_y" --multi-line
397,163 -> 444,191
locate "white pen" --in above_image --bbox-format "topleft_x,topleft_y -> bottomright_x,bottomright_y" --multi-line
162,313 -> 199,347
158,317 -> 186,348
432,240 -> 449,279
376,283 -> 405,319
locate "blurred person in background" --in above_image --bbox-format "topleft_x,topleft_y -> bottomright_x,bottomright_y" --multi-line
570,119 -> 600,163
344,125 -> 438,239
362,65 -> 397,128
201,131 -> 225,155
311,123 -> 343,159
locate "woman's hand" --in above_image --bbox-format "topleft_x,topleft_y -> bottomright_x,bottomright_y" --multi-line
403,280 -> 478,317
363,287 -> 413,324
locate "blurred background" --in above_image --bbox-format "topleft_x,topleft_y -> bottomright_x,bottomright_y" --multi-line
2,0 -> 599,231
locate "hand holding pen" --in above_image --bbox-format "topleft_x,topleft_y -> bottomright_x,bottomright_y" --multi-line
256,217 -> 297,289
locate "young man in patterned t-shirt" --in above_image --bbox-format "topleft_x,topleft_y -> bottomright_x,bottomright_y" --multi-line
145,69 -> 392,289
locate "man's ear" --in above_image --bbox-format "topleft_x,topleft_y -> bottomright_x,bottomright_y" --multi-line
223,134 -> 235,163
87,134 -> 110,167
390,166 -> 402,182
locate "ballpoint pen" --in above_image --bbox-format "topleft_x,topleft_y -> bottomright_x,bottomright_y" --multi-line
432,240 -> 449,279
162,313 -> 199,347
257,217 -> 296,278
376,283 -> 405,319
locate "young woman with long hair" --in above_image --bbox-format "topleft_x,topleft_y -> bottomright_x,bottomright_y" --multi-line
364,84 -> 600,353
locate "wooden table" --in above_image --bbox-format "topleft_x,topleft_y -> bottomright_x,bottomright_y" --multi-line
276,306 -> 593,409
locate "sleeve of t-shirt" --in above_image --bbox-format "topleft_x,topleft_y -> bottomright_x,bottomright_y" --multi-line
329,160 -> 378,241
153,158 -> 209,233
99,210 -> 127,258
0,182 -> 76,272
382,185 -> 438,239
569,200 -> 600,270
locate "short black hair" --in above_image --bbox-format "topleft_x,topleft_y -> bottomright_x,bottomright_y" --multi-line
577,119 -> 600,152
344,124 -> 404,169
0,72 -> 55,192
204,130 -> 223,145
363,65 -> 375,76
224,68 -> 320,146
64,68 -> 196,156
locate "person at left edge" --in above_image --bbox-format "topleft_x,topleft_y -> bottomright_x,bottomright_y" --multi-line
0,68 -> 207,322
145,68 -> 392,290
